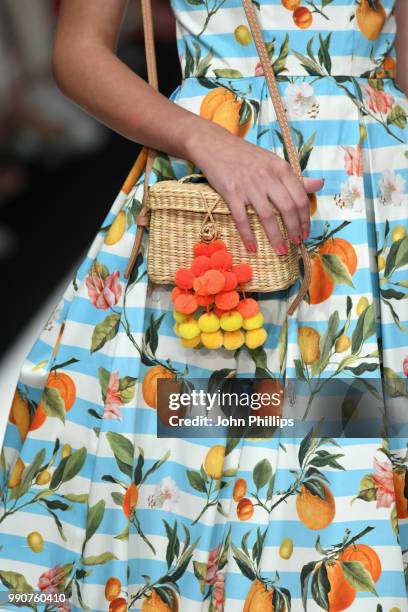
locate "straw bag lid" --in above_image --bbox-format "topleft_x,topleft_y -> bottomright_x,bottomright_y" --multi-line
148,177 -> 261,216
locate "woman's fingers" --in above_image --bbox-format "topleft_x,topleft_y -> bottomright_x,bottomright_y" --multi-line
303,177 -> 325,193
250,190 -> 292,254
267,181 -> 303,246
281,172 -> 311,240
227,198 -> 257,252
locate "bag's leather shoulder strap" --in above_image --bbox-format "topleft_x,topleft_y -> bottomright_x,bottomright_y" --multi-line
124,0 -> 311,316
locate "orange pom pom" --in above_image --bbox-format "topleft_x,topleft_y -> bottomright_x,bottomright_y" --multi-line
175,293 -> 198,314
191,256 -> 211,276
171,286 -> 183,303
175,268 -> 195,290
193,242 -> 210,257
196,294 -> 214,307
203,269 -> 226,294
233,263 -> 252,284
210,250 -> 233,271
223,271 -> 238,291
215,290 -> 240,310
207,239 -> 227,255
193,276 -> 209,296
237,298 -> 260,319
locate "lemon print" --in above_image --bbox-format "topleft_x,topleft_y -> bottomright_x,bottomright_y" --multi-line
377,255 -> 385,271
279,537 -> 294,559
8,457 -> 25,489
359,123 -> 367,145
391,225 -> 406,242
105,210 -> 126,245
389,608 -> 401,612
61,443 -> 72,459
204,445 -> 225,480
298,326 -> 321,365
35,470 -> 51,485
335,335 -> 351,353
27,531 -> 44,553
356,296 -> 369,316
234,25 -> 252,46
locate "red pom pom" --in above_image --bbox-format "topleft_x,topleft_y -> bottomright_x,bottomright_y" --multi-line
191,256 -> 211,277
233,263 -> 252,284
237,298 -> 260,319
222,271 -> 238,291
207,239 -> 227,255
215,290 -> 240,310
213,305 -> 229,317
175,293 -> 198,314
193,242 -> 210,257
196,294 -> 214,307
175,268 -> 195,290
203,269 -> 226,294
210,250 -> 233,271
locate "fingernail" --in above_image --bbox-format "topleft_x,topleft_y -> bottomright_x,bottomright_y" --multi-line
247,241 -> 257,253
302,228 -> 309,240
277,244 -> 288,255
291,235 -> 302,245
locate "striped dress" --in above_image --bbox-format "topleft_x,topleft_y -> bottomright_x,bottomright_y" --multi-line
0,0 -> 407,610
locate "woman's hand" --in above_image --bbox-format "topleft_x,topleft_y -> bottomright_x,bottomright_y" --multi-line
187,127 -> 324,254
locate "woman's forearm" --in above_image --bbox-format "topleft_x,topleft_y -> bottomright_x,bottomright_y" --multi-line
395,0 -> 408,95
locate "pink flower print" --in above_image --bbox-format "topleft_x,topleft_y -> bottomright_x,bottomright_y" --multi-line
212,571 -> 225,612
86,266 -> 122,310
38,565 -> 66,592
103,371 -> 123,420
403,357 -> 408,377
205,544 -> 222,584
342,145 -> 363,177
255,61 -> 264,77
373,457 -> 395,509
363,83 -> 394,114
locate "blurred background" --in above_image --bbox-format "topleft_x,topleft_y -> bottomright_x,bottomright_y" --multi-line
0,0 -> 179,427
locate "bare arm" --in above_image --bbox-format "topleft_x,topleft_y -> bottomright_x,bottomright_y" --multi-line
395,0 -> 408,95
53,0 -> 323,252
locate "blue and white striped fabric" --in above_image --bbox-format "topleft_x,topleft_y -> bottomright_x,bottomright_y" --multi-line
1,0 -> 407,610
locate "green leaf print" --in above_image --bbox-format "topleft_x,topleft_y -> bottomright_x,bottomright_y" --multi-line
384,236 -> 408,278
91,313 -> 121,353
119,376 -> 137,403
187,469 -> 207,492
0,570 -> 34,593
341,561 -> 377,594
317,33 -> 332,74
42,386 -> 66,422
213,68 -> 243,78
106,431 -> 134,474
231,544 -> 257,581
272,34 -> 289,75
253,459 -> 272,491
82,552 -> 118,565
98,366 -> 110,401
320,253 -> 354,288
50,447 -> 87,489
84,499 -> 106,545
311,562 -> 330,610
387,104 -> 407,129
351,304 -> 376,354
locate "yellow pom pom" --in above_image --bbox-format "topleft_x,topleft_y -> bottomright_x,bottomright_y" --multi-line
198,312 -> 220,333
220,310 -> 243,332
201,330 -> 224,349
179,319 -> 200,340
181,335 -> 201,348
243,312 -> 264,330
245,327 -> 267,349
223,330 -> 245,350
173,309 -> 187,323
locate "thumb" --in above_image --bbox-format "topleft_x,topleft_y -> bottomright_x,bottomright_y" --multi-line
303,177 -> 325,193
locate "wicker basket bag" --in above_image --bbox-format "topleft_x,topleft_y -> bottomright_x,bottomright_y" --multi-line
124,0 -> 312,316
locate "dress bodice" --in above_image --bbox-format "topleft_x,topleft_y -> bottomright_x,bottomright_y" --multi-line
170,0 -> 397,78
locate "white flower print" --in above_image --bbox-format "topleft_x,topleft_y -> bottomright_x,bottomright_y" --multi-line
147,476 -> 180,511
335,176 -> 364,212
284,82 -> 319,118
378,169 -> 406,206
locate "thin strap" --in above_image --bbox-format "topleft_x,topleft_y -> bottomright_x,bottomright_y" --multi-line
125,0 -> 312,316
